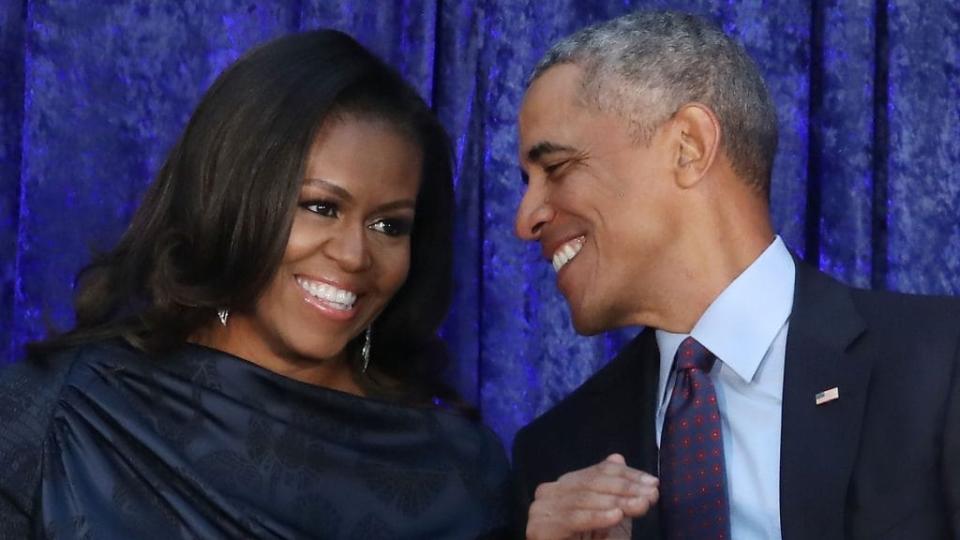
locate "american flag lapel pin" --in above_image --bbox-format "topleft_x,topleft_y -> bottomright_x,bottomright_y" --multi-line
815,387 -> 840,405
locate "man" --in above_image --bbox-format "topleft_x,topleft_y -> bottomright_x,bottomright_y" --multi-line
511,10 -> 960,540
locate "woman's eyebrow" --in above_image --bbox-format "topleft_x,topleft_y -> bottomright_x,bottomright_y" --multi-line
303,177 -> 353,202
304,178 -> 415,213
373,200 -> 417,213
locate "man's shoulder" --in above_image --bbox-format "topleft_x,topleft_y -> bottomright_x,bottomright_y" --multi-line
828,275 -> 960,342
848,287 -> 960,381
511,330 -> 659,506
514,329 -> 655,452
796,262 -> 960,336
794,265 -> 960,386
848,284 -> 960,326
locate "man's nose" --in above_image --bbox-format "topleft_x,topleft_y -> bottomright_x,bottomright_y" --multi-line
515,183 -> 554,241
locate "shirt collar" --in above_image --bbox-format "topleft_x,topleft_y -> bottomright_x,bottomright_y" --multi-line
656,236 -> 795,385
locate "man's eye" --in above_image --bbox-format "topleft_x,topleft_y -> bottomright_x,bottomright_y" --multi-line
544,161 -> 568,175
369,218 -> 413,237
305,201 -> 338,218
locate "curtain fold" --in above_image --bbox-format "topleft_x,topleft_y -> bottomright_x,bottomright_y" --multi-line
814,1 -> 877,288
0,0 -> 25,361
885,1 -> 960,294
1,0 -> 958,447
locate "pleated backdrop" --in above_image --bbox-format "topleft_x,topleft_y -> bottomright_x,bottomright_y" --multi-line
1,0 -> 958,448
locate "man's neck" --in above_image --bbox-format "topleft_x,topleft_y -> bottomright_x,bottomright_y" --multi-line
644,212 -> 775,333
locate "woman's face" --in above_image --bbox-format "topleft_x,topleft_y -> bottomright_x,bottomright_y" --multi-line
219,116 -> 422,382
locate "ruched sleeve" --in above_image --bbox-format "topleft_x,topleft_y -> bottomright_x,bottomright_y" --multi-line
0,354 -> 74,538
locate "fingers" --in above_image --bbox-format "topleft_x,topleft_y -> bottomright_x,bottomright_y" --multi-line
620,489 -> 658,518
552,460 -> 658,498
533,485 -> 633,511
525,457 -> 659,540
604,453 -> 626,465
527,503 -> 625,540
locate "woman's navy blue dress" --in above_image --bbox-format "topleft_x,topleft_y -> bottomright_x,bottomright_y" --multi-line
0,340 -> 511,538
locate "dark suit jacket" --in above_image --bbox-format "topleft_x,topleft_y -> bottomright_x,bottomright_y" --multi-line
512,262 -> 960,539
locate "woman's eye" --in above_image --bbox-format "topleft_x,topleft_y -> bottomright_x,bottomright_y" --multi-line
305,201 -> 339,218
369,218 -> 413,237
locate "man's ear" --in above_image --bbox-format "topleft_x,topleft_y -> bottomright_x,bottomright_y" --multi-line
671,103 -> 721,189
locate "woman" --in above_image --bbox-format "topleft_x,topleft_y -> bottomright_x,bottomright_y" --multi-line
0,30 -> 510,538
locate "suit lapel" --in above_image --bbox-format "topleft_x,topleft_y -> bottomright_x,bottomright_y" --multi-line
582,329 -> 662,539
779,263 -> 872,539
631,329 -> 662,540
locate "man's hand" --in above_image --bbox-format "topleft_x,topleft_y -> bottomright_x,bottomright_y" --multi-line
526,453 -> 659,540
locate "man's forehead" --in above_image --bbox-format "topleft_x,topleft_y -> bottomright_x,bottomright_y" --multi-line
522,64 -> 583,112
519,65 -> 585,152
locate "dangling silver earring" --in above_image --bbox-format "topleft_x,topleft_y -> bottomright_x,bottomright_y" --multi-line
361,326 -> 372,374
217,308 -> 229,327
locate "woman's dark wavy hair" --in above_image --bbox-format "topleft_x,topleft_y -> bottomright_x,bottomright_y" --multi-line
29,30 -> 459,408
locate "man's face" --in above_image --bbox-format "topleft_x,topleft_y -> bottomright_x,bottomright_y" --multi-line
515,64 -> 684,334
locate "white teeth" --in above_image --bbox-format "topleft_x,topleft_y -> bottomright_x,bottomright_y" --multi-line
296,277 -> 357,309
551,237 -> 584,273
552,254 -> 565,272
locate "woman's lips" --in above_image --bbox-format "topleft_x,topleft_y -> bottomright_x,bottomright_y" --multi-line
295,275 -> 359,321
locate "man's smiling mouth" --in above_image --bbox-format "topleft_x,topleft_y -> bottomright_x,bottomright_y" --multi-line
552,236 -> 584,272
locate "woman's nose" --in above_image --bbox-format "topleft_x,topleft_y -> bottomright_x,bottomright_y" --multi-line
323,224 -> 372,273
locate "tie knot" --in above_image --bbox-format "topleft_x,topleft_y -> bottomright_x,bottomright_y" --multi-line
675,336 -> 716,372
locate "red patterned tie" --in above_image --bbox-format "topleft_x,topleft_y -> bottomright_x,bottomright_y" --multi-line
660,337 -> 731,539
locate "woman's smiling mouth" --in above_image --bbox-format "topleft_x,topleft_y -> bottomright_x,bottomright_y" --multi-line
295,276 -> 359,319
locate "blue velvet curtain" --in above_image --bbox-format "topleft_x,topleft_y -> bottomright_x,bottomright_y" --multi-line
1,0 -> 958,448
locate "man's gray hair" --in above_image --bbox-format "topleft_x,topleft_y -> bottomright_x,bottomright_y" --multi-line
531,10 -> 778,194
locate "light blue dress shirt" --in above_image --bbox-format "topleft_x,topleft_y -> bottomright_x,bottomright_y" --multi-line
655,236 -> 795,540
